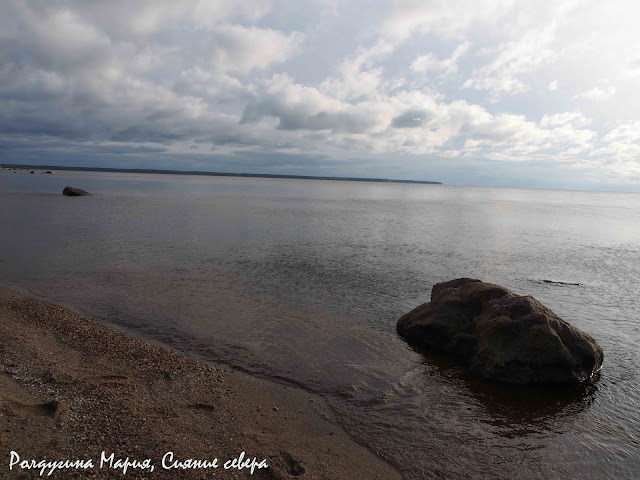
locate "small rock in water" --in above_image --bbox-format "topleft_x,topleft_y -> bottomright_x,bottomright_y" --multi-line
62,186 -> 91,196
397,278 -> 603,384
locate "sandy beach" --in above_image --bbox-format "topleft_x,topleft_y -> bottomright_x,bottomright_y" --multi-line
0,287 -> 401,479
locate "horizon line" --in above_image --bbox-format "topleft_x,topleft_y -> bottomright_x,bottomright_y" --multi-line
0,163 -> 443,185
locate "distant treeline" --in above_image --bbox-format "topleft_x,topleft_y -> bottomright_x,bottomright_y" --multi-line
2,164 -> 442,185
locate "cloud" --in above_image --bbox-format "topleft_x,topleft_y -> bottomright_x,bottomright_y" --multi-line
463,27 -> 557,98
411,41 -> 471,76
382,0 -> 517,40
540,112 -> 591,128
208,25 -> 305,75
190,0 -> 272,27
0,0 -> 304,146
575,84 -> 617,101
391,110 -> 430,128
319,38 -> 395,101
241,74 -> 381,133
67,0 -> 272,36
626,58 -> 640,77
1,0 -> 640,189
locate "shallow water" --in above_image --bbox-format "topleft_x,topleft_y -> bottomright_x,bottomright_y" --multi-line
1,169 -> 639,479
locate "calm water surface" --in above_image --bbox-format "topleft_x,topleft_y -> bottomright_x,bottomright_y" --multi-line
1,170 -> 639,479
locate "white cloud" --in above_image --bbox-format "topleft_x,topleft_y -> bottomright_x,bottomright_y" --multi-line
382,0 -> 517,40
320,39 -> 395,101
463,27 -> 557,98
10,5 -> 112,70
191,0 -> 272,27
209,25 -> 305,74
540,112 -> 591,129
67,0 -> 272,36
411,41 -> 471,76
626,59 -> 640,77
314,0 -> 341,15
575,84 -> 617,101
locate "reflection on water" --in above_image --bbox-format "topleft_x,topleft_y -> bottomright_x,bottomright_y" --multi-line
412,345 -> 599,426
1,170 -> 639,479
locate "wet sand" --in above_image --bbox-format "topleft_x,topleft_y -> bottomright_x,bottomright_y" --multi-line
0,287 -> 401,479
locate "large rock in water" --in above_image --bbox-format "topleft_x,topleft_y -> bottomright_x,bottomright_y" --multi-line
62,186 -> 91,196
397,278 -> 603,384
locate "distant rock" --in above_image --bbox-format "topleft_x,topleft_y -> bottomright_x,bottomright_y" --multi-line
397,278 -> 603,384
62,186 -> 91,196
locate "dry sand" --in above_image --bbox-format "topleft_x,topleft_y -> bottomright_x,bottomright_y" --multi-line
0,287 -> 402,479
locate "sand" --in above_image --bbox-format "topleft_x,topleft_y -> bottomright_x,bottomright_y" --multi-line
0,287 -> 402,479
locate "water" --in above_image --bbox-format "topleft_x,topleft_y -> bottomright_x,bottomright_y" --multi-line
1,169 -> 639,479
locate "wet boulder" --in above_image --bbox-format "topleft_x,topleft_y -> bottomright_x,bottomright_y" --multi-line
397,278 -> 603,384
62,186 -> 91,196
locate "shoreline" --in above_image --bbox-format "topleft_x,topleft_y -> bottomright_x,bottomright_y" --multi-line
0,287 -> 402,479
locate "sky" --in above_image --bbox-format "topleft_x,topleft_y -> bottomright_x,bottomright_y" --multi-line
1,0 -> 640,191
